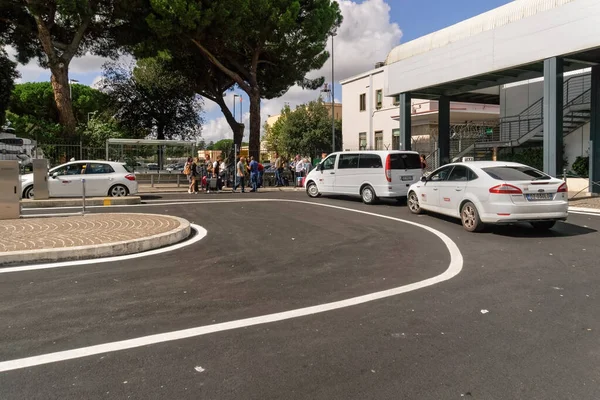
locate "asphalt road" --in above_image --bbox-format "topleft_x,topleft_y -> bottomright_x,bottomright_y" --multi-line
1,192 -> 599,399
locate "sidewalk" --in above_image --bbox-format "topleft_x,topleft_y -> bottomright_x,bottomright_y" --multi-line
138,183 -> 304,194
0,213 -> 190,265
569,196 -> 600,211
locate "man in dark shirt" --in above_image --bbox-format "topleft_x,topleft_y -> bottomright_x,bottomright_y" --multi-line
249,156 -> 259,192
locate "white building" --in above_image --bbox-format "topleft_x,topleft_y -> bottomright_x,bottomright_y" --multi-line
341,65 -> 500,155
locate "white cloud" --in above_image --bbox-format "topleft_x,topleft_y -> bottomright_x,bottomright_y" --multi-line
90,75 -> 104,89
310,0 -> 402,82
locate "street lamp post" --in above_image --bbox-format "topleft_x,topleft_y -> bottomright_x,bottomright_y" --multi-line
69,79 -> 79,100
331,32 -> 337,153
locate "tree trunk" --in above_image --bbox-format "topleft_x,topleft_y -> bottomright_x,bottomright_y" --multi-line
50,65 -> 77,137
157,123 -> 165,169
214,96 -> 244,153
249,90 -> 261,161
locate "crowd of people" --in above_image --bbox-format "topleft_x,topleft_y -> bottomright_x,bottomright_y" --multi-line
182,153 -> 318,194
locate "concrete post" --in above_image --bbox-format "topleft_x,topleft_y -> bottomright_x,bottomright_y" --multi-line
438,96 -> 450,165
590,65 -> 600,195
543,57 -> 564,177
399,92 -> 411,151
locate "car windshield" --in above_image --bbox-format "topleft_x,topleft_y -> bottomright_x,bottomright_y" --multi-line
389,153 -> 421,170
482,166 -> 551,181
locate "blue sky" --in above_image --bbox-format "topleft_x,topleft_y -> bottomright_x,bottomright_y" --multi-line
391,0 -> 512,42
11,0 -> 514,142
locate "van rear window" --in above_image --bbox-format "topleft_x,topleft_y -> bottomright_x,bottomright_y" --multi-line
389,153 -> 421,170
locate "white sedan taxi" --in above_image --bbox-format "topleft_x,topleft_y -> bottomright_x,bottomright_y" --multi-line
407,161 -> 568,232
21,160 -> 138,199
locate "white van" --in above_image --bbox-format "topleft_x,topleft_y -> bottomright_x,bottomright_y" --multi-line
305,150 -> 423,204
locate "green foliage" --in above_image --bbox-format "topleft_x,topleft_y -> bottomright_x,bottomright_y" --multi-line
0,50 -> 19,126
6,82 -> 112,143
9,82 -> 108,124
265,99 -> 341,158
143,0 -> 342,158
498,147 -> 544,171
571,156 -> 589,178
101,55 -> 203,140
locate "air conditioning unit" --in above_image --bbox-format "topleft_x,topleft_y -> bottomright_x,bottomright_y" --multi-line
462,157 -> 475,162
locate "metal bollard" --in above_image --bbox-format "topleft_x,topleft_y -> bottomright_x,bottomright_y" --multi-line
177,174 -> 180,187
151,174 -> 154,187
82,178 -> 86,214
563,168 -> 567,182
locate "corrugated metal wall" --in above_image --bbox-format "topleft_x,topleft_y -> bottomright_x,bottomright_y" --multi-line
385,0 -> 576,65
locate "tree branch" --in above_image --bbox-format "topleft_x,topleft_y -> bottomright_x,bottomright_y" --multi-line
63,15 -> 92,62
190,38 -> 251,93
257,60 -> 276,67
30,14 -> 59,66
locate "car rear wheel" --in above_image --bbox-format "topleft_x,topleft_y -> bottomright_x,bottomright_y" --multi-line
361,185 -> 377,205
23,185 -> 34,199
461,201 -> 484,232
306,182 -> 320,198
407,191 -> 422,214
108,184 -> 128,197
530,221 -> 556,231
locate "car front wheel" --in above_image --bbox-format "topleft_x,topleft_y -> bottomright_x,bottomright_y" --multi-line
461,201 -> 484,232
306,182 -> 320,198
23,185 -> 34,199
108,184 -> 129,197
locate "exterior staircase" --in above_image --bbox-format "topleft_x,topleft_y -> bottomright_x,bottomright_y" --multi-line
452,73 -> 592,161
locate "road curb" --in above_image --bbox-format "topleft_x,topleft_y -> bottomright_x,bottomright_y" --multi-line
569,206 -> 600,214
0,214 -> 191,266
21,196 -> 142,209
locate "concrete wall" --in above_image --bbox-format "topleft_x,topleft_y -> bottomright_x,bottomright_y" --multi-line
564,122 -> 590,171
384,0 -> 600,96
500,80 -> 543,118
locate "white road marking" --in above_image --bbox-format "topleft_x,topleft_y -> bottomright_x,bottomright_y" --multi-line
0,200 -> 463,373
0,224 -> 207,275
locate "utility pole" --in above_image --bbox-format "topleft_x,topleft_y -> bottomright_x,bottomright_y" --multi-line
331,32 -> 337,153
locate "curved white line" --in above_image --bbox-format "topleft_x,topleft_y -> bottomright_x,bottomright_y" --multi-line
0,200 -> 463,373
0,224 -> 207,274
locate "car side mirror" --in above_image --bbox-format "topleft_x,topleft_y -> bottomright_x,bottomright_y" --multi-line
420,176 -> 427,182
52,172 -> 59,179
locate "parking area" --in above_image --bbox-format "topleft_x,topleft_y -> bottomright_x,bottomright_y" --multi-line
1,192 -> 599,399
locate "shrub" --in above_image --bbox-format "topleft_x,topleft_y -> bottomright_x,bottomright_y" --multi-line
571,156 -> 589,178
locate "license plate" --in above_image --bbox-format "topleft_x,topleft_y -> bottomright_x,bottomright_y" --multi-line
401,175 -> 413,181
525,193 -> 553,201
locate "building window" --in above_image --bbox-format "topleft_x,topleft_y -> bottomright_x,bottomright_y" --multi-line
375,131 -> 383,150
376,89 -> 383,109
393,95 -> 400,105
359,132 -> 367,150
359,93 -> 366,112
392,129 -> 400,150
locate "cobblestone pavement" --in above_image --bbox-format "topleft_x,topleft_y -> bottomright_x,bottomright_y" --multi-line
569,196 -> 600,209
0,213 -> 182,253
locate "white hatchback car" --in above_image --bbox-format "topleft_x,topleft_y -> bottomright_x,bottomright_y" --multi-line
21,160 -> 138,199
407,161 -> 568,232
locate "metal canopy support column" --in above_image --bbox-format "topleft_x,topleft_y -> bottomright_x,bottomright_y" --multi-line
438,96 -> 450,165
399,92 -> 411,151
590,65 -> 600,195
543,57 -> 564,177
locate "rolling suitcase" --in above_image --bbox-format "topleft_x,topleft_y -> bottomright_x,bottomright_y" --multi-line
209,177 -> 218,190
